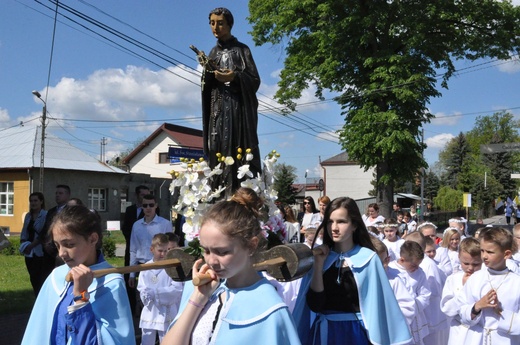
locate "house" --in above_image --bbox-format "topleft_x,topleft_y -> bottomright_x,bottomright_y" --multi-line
0,125 -> 170,235
123,123 -> 204,179
320,152 -> 375,201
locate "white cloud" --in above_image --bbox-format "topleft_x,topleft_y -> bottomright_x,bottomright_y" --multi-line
34,65 -> 201,122
497,56 -> 520,74
430,111 -> 461,126
0,108 -> 10,123
426,133 -> 455,149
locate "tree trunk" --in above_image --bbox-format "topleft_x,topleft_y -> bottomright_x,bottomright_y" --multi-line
376,161 -> 394,219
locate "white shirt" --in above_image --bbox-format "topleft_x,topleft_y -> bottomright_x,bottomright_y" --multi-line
129,215 -> 172,277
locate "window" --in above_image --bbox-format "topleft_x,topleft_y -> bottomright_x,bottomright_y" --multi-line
0,182 -> 14,216
158,152 -> 169,164
88,188 -> 107,211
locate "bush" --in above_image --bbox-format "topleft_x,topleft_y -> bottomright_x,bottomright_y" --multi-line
0,236 -> 21,256
102,236 -> 116,258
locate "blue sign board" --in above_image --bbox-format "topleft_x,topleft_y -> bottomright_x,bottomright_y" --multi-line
168,147 -> 206,161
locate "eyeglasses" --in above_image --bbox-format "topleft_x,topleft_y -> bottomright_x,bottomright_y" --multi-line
303,202 -> 310,205
142,203 -> 155,208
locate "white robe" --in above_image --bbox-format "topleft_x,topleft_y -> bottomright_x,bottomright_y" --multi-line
389,260 -> 431,344
457,267 -> 520,344
434,246 -> 453,277
420,257 -> 449,345
386,265 -> 415,328
137,260 -> 184,332
440,271 -> 470,345
383,238 -> 404,262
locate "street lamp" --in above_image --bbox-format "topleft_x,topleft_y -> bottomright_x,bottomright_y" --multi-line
32,90 -> 47,192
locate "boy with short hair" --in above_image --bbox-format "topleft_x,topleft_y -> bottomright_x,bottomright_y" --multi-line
405,231 -> 449,345
165,232 -> 180,252
389,240 -> 431,344
371,237 -> 415,328
303,227 -> 316,248
137,233 -> 184,345
441,237 -> 482,345
457,227 -> 520,344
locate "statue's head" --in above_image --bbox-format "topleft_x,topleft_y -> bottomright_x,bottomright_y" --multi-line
209,7 -> 234,29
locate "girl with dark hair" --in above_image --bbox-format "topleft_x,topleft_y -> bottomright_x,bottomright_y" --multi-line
298,196 -> 320,240
20,192 -> 51,296
162,187 -> 300,345
22,205 -> 134,345
293,197 -> 411,345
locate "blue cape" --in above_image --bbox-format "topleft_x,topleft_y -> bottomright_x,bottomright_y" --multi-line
293,245 -> 412,345
175,277 -> 301,345
21,258 -> 135,345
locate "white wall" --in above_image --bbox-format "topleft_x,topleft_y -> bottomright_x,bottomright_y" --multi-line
127,132 -> 179,179
323,165 -> 374,200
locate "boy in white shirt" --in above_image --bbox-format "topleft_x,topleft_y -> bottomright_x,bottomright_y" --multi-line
389,241 -> 431,344
405,232 -> 449,345
137,233 -> 184,345
372,237 -> 415,328
457,227 -> 520,344
440,237 -> 482,345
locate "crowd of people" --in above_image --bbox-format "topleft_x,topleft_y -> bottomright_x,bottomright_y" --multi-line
19,184 -> 520,344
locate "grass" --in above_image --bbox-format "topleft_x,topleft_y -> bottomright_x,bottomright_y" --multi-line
0,253 -> 125,316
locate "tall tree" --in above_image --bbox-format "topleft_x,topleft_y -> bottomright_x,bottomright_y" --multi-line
248,1 -> 520,215
440,132 -> 472,190
273,163 -> 298,205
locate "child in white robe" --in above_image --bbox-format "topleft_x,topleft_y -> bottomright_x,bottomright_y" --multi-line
440,228 -> 461,274
382,219 -> 405,262
405,232 -> 449,345
418,222 -> 453,277
372,237 -> 415,328
456,227 -> 520,344
389,241 -> 431,345
440,237 -> 482,345
138,233 -> 184,345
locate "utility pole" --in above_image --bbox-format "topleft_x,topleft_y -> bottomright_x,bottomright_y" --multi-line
420,128 -> 425,222
100,137 -> 107,163
32,91 -> 47,192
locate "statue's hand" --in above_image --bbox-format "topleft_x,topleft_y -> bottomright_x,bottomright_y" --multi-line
215,68 -> 235,83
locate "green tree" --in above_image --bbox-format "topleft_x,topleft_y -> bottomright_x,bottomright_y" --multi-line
273,163 -> 298,205
434,186 -> 463,212
248,0 -> 520,216
439,132 -> 472,190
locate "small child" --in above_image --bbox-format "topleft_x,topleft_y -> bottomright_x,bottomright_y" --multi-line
441,228 -> 461,273
418,221 -> 452,277
165,232 -> 180,252
303,227 -> 316,248
371,237 -> 415,328
424,236 -> 437,260
405,232 -> 449,345
456,227 -> 520,344
389,241 -> 431,344
440,238 -> 482,345
137,233 -> 184,345
448,217 -> 467,238
382,218 -> 405,261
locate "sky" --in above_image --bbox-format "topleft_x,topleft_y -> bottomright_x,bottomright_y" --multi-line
1,0 -> 520,184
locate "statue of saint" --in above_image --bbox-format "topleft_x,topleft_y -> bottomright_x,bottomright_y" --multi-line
198,7 -> 262,192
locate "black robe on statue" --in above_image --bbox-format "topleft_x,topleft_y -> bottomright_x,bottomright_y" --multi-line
201,36 -> 262,193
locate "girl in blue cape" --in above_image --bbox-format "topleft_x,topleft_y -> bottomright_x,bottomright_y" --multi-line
161,187 -> 300,345
21,205 -> 134,345
292,197 -> 412,345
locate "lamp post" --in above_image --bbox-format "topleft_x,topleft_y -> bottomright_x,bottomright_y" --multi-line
32,91 -> 47,192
